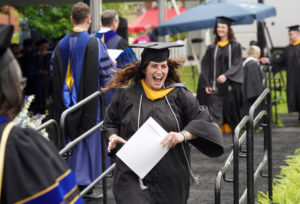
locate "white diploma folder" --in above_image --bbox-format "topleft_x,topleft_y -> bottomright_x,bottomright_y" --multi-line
116,117 -> 169,179
107,49 -> 123,60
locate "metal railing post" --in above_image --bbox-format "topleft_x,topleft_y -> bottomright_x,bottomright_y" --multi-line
233,116 -> 249,204
267,89 -> 273,200
247,116 -> 254,204
101,132 -> 107,204
36,119 -> 60,148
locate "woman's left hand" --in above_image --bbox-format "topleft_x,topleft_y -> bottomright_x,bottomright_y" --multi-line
216,74 -> 227,83
161,131 -> 184,150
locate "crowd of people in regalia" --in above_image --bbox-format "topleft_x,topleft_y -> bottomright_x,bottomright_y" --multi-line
1,2 -> 300,204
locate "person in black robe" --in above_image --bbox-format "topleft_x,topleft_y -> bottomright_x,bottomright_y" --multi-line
197,16 -> 243,131
0,24 -> 83,204
241,45 -> 265,116
261,25 -> 300,126
50,2 -> 116,193
101,42 -> 224,204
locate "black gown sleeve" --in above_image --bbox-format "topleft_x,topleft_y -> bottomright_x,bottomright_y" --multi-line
201,45 -> 213,87
117,38 -> 131,51
224,42 -> 243,84
270,47 -> 287,73
2,126 -> 81,204
179,88 -> 224,157
102,88 -> 123,141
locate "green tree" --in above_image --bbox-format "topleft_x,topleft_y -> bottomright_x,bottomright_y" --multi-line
16,5 -> 73,39
103,3 -> 136,19
15,3 -> 136,39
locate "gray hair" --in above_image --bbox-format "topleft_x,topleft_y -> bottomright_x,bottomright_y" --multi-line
101,10 -> 119,26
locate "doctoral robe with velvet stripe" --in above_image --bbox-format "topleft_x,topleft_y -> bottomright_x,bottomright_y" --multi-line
93,29 -> 137,68
102,83 -> 224,204
51,31 -> 116,186
0,122 -> 83,204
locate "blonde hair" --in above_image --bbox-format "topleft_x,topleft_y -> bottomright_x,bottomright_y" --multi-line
248,45 -> 260,58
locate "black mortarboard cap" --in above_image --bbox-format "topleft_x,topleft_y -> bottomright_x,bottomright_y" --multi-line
0,24 -> 14,69
131,42 -> 184,62
216,16 -> 236,26
287,25 -> 300,32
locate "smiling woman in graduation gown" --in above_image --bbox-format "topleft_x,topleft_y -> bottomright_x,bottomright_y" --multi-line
102,42 -> 224,204
197,16 -> 243,131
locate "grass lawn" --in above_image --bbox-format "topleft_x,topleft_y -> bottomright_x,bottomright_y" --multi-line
257,148 -> 300,204
179,66 -> 199,93
270,70 -> 288,114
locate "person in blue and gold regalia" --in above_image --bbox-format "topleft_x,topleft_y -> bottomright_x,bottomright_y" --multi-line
0,24 -> 83,203
50,2 -> 116,194
93,9 -> 137,68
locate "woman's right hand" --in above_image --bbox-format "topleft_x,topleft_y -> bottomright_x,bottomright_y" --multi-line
205,87 -> 212,94
108,134 -> 127,153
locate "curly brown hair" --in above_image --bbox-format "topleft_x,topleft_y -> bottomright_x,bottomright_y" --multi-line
102,58 -> 185,91
214,25 -> 236,43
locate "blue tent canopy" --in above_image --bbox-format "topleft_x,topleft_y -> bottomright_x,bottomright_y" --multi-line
157,0 -> 276,35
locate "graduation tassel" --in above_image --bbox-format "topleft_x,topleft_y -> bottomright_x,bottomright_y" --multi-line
137,95 -> 148,190
190,170 -> 199,185
139,177 -> 148,190
165,95 -> 200,186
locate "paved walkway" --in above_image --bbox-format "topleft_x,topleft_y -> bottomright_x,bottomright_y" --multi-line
85,113 -> 300,204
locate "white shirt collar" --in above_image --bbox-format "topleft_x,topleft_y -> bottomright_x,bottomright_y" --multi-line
98,27 -> 111,33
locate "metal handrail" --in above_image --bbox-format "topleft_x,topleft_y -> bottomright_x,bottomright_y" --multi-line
60,91 -> 104,146
215,116 -> 249,204
59,121 -> 103,156
80,163 -> 116,197
59,91 -> 110,203
36,119 -> 60,148
233,116 -> 250,204
249,89 -> 269,121
215,88 -> 272,204
240,110 -> 268,204
246,88 -> 271,204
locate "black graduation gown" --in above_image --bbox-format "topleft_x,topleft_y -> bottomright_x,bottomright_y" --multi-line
197,42 -> 243,129
51,32 -> 99,143
0,123 -> 82,203
102,84 -> 224,204
271,43 -> 300,112
241,58 -> 265,116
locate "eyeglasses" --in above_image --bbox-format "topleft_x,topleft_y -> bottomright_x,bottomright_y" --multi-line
19,77 -> 27,89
